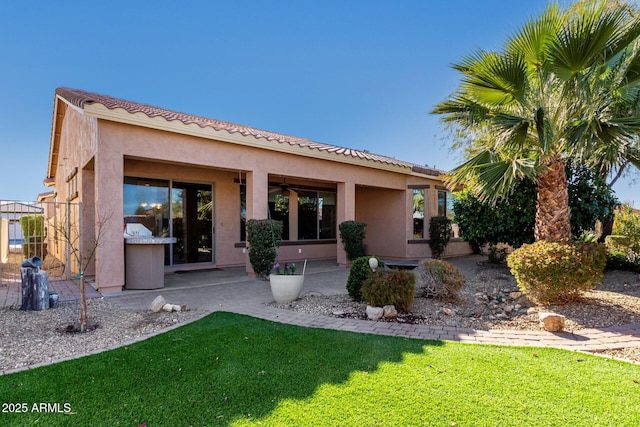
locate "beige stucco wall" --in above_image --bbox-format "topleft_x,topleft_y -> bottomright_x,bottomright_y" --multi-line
52,105 -> 471,292
355,186 -> 407,258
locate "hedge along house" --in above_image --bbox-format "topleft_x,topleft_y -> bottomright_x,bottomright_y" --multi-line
44,88 -> 471,294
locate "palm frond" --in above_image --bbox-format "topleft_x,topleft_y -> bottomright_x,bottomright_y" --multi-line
551,0 -> 637,80
506,3 -> 563,68
446,150 -> 537,205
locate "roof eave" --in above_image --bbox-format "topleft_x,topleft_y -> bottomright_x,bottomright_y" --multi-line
82,102 -> 441,179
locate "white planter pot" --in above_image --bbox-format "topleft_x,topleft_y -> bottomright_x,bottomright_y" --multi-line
269,274 -> 305,304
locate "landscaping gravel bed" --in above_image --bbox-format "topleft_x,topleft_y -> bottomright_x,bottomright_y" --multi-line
270,263 -> 640,363
0,298 -> 204,373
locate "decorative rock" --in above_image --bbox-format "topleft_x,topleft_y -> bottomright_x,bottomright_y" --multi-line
539,312 -> 566,332
510,291 -> 523,300
332,310 -> 345,316
514,304 -> 522,310
172,304 -> 182,312
162,303 -> 174,312
181,304 -> 188,312
383,305 -> 398,318
442,307 -> 454,316
366,305 -> 384,321
504,304 -> 514,314
150,295 -> 166,313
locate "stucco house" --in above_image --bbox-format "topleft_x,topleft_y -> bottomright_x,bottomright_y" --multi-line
44,87 -> 471,294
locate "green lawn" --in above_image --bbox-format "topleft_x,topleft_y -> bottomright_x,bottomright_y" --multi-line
1,312 -> 638,426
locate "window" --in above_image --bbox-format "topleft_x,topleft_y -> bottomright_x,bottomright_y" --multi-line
240,184 -> 246,241
437,190 -> 456,219
298,190 -> 336,240
437,190 -> 459,238
123,177 -> 170,238
269,187 -> 290,240
66,167 -> 78,201
412,188 -> 425,238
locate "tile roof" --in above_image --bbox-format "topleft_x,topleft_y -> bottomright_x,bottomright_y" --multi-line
55,87 -> 443,176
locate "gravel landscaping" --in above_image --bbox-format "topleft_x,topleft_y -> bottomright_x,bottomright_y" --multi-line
1,260 -> 638,374
0,298 -> 204,373
270,262 -> 640,363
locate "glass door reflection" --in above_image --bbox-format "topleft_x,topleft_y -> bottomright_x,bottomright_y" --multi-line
171,182 -> 213,264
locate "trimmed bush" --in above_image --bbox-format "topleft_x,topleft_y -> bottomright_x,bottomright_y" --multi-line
246,219 -> 283,279
415,259 -> 465,300
20,214 -> 47,260
507,240 -> 607,304
346,256 -> 384,301
338,221 -> 366,261
611,204 -> 640,256
429,216 -> 452,259
361,269 -> 415,313
20,214 -> 45,238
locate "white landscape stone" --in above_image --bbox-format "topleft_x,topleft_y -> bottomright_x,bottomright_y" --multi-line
150,295 -> 166,313
366,305 -> 384,321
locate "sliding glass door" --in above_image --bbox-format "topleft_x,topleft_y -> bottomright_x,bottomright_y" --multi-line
171,182 -> 213,265
124,177 -> 213,266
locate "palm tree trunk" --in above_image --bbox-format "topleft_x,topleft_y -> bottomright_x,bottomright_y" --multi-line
534,154 -> 571,241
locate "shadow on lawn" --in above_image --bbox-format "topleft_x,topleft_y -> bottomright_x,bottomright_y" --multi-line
0,311 -> 442,426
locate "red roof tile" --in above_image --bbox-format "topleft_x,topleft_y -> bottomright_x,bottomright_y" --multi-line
55,87 -> 443,176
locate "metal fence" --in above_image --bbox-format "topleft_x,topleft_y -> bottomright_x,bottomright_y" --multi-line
0,200 -> 81,284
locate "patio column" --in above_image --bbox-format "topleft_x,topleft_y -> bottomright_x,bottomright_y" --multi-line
245,169 -> 269,274
337,180 -> 356,267
94,150 -> 125,294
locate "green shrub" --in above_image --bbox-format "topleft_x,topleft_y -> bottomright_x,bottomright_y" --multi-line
338,221 -> 367,261
415,259 -> 466,300
606,250 -> 640,273
507,240 -> 607,304
20,214 -> 47,260
20,214 -> 45,238
361,269 -> 415,312
246,219 -> 283,279
612,204 -> 640,255
429,216 -> 452,259
346,256 -> 384,301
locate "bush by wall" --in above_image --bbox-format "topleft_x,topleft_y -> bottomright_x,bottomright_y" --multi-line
247,219 -> 283,279
415,259 -> 465,301
506,240 -> 607,304
610,204 -> 640,260
361,269 -> 415,312
346,256 -> 384,301
429,216 -> 452,259
20,214 -> 47,260
338,221 -> 367,261
20,215 -> 45,238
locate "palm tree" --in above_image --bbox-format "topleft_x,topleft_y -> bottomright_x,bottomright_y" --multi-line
433,1 -> 640,241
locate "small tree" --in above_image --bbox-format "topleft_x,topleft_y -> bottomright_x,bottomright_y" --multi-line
247,219 -> 283,278
429,216 -> 452,259
54,212 -> 111,332
338,221 -> 366,261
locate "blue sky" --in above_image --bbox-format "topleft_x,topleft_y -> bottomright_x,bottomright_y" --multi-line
0,0 -> 637,206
